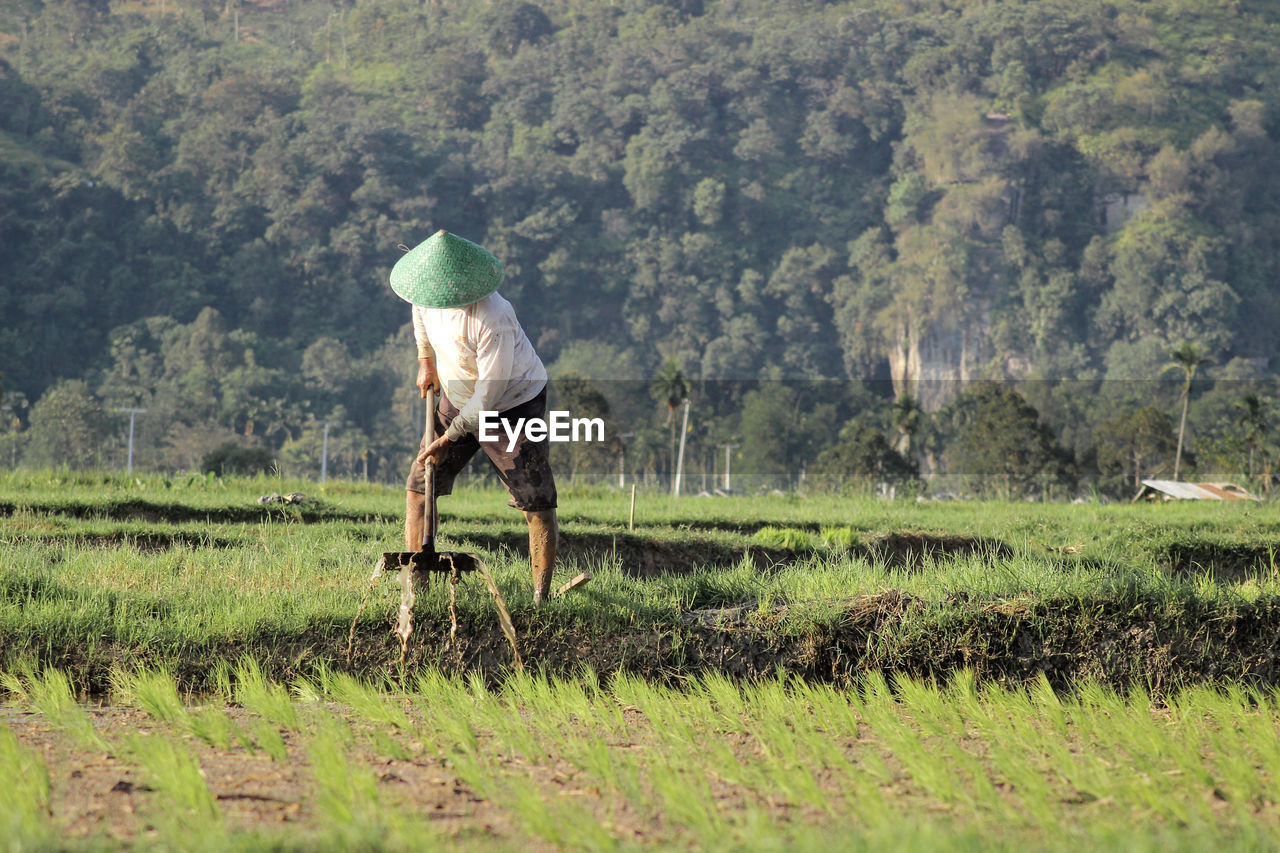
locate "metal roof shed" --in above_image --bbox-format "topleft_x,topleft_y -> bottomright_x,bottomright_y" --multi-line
1132,480 -> 1261,502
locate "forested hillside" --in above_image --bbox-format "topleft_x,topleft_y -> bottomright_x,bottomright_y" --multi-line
2,0 -> 1279,490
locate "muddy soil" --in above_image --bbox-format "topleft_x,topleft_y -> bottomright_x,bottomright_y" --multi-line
455,529 -> 797,576
334,590 -> 1280,697
2,703 -> 650,849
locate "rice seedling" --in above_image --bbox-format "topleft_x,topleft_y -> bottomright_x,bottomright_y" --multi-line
232,658 -> 299,731
247,719 -> 289,763
752,525 -> 815,551
127,732 -> 224,841
504,783 -> 620,852
320,671 -> 412,731
646,759 -> 727,839
18,654 -> 1280,848
0,724 -> 52,848
307,716 -> 388,844
210,661 -> 235,702
111,665 -> 187,724
110,665 -> 241,750
1,665 -> 106,751
186,706 -> 237,751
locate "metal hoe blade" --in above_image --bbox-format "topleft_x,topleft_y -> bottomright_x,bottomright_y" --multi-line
376,549 -> 486,575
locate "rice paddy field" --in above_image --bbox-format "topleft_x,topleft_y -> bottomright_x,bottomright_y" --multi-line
4,470 -> 1280,849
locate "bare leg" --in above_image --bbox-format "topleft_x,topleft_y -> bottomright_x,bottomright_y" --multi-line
525,509 -> 558,605
405,490 -> 425,551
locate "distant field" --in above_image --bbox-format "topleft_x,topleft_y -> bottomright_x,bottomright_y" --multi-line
5,472 -> 1280,848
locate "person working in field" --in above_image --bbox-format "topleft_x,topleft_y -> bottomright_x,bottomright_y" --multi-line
390,230 -> 559,605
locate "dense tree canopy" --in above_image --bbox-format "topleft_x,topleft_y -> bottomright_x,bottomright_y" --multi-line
3,0 -> 1280,490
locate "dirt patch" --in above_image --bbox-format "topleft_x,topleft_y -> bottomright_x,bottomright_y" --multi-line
2,705 -> 518,847
644,518 -> 827,535
1157,541 -> 1280,583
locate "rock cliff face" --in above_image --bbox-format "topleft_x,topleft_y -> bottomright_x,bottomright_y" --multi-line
889,322 -> 980,413
1100,192 -> 1148,232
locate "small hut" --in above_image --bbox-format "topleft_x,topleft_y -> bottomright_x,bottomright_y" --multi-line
1131,480 -> 1261,503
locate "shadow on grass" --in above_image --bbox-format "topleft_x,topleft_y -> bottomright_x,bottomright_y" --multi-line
449,530 -> 1013,577
0,498 -> 397,526
1156,541 -> 1280,583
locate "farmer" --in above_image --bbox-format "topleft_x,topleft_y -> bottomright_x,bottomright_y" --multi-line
390,230 -> 559,604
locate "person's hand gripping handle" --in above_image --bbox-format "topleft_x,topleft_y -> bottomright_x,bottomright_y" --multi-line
415,365 -> 451,469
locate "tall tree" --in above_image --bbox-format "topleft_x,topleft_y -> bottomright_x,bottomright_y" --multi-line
1233,393 -> 1270,480
1161,342 -> 1213,480
809,421 -> 919,494
1094,406 -> 1178,493
945,383 -> 1074,500
22,380 -> 107,469
650,358 -> 690,472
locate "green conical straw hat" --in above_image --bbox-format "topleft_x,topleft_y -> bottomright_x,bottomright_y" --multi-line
389,230 -> 504,308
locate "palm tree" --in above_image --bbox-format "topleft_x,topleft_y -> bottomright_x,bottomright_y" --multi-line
1234,393 -> 1270,480
650,359 -> 691,425
1160,342 -> 1213,480
650,359 -> 691,472
891,394 -> 923,456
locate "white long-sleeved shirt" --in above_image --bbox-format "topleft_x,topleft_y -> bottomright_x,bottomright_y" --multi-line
412,293 -> 547,441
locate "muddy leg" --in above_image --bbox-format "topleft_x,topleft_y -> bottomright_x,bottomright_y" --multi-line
405,490 -> 425,551
525,509 -> 558,606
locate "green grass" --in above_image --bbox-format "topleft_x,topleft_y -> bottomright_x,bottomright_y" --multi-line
0,723 -> 52,848
2,471 -> 1280,693
8,471 -> 1280,848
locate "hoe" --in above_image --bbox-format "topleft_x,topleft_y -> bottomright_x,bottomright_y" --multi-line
377,389 -> 486,580
373,389 -> 498,660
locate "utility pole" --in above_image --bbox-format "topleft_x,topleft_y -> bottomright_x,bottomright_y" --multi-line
117,408 -> 146,475
672,398 -> 691,497
718,444 -> 739,492
618,432 -> 634,489
320,421 -> 330,483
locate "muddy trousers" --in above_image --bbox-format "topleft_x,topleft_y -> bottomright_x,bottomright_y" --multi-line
405,493 -> 558,603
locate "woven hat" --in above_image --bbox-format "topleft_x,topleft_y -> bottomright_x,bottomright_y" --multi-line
389,230 -> 504,308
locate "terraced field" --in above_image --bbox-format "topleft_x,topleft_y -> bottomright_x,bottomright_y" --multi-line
4,471 -> 1280,848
